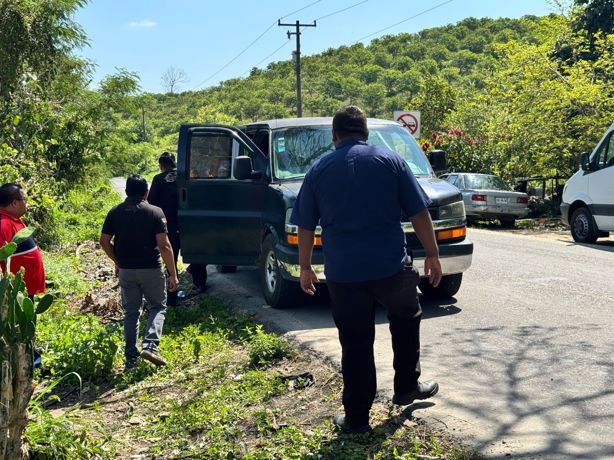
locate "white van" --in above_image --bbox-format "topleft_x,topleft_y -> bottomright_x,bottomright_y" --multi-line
561,122 -> 614,243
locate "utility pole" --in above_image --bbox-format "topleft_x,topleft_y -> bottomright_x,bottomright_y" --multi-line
278,19 -> 316,117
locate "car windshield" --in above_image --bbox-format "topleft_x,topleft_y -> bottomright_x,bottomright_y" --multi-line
464,174 -> 512,191
271,124 -> 433,180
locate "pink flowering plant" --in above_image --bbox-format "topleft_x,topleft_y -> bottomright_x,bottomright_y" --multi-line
421,128 -> 492,174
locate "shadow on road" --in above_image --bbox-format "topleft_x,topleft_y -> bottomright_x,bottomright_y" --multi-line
567,240 -> 614,252
430,323 -> 614,459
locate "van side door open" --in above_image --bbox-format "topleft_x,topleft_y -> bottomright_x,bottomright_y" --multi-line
177,124 -> 268,265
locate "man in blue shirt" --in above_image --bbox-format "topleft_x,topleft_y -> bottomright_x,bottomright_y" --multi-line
291,106 -> 442,434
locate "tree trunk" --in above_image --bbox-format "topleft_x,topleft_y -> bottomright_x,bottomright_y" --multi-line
0,342 -> 33,460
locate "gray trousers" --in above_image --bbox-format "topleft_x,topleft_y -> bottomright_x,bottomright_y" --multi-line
118,268 -> 167,361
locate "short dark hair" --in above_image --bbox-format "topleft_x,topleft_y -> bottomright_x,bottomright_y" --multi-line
158,151 -> 176,168
125,175 -> 148,198
332,105 -> 369,140
0,183 -> 23,207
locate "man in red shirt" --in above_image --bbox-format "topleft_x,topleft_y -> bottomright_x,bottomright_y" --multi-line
0,183 -> 46,296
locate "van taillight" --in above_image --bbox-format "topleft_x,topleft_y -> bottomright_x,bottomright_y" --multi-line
517,197 -> 529,204
471,194 -> 486,201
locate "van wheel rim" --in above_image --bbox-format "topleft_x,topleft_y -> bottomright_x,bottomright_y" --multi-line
265,251 -> 277,292
574,213 -> 589,238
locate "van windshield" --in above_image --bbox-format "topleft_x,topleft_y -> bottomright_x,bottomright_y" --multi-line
271,124 -> 433,180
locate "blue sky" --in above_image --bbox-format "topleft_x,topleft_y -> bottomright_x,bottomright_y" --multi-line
74,0 -> 558,94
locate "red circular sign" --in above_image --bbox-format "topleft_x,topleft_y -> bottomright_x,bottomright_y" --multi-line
396,113 -> 419,134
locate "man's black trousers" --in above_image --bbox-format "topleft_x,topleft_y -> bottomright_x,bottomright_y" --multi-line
327,265 -> 422,426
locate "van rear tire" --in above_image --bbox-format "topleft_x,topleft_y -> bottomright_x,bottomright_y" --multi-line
570,207 -> 598,244
260,235 -> 301,309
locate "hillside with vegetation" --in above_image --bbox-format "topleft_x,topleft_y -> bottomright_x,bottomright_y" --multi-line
144,10 -> 614,182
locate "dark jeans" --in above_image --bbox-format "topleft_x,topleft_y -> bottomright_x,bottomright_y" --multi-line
327,264 -> 422,426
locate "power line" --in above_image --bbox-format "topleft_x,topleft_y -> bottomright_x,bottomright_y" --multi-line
315,0 -> 368,21
192,0 -> 322,90
280,0 -> 322,20
241,1 -> 368,81
353,0 -> 453,43
242,40 -> 292,77
192,24 -> 276,89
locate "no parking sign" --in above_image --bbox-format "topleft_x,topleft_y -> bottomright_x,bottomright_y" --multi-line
393,110 -> 421,138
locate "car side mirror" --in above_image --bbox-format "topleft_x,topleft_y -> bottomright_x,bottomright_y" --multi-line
429,149 -> 447,173
234,156 -> 262,180
580,152 -> 591,172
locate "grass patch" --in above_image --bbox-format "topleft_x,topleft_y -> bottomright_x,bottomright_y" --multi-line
76,297 -> 475,459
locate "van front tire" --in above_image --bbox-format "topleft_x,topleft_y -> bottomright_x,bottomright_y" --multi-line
260,235 -> 301,309
419,273 -> 462,299
570,207 -> 598,244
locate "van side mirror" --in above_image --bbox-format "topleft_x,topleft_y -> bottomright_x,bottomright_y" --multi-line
429,149 -> 447,173
580,152 -> 591,171
233,156 -> 262,180
234,156 -> 262,180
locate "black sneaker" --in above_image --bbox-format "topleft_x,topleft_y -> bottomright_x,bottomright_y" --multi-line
140,349 -> 167,367
392,380 -> 439,406
332,414 -> 373,434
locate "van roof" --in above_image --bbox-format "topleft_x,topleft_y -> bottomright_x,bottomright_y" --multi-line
245,117 -> 400,129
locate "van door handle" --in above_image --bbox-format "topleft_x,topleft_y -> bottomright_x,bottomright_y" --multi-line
180,188 -> 187,204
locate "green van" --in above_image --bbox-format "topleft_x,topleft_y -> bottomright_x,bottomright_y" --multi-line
177,117 -> 473,308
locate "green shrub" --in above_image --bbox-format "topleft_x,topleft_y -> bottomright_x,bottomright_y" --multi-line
54,182 -> 122,244
43,252 -> 89,298
26,401 -> 113,459
37,308 -> 122,380
244,325 -> 289,367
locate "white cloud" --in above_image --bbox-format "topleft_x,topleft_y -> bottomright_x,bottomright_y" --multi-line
128,19 -> 157,28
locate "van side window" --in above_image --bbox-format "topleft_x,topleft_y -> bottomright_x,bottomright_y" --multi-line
189,134 -> 232,179
595,133 -> 614,169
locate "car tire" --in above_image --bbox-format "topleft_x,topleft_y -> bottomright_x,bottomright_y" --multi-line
419,273 -> 463,299
260,235 -> 302,309
217,265 -> 237,273
570,207 -> 598,244
500,218 -> 516,228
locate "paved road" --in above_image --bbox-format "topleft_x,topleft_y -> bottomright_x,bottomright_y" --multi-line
110,177 -> 125,197
204,229 -> 614,459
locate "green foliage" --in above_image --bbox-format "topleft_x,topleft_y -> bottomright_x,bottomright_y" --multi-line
1,232 -> 54,348
43,251 -> 89,298
26,400 -> 113,459
53,181 -> 122,244
36,308 -> 121,380
243,324 -> 289,367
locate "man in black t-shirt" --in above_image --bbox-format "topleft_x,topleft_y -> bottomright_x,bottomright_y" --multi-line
100,175 -> 179,369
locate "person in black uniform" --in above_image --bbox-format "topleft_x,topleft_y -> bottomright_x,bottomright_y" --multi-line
148,152 -> 180,305
149,152 -> 207,299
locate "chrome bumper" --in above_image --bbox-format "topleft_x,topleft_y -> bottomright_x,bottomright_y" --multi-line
279,252 -> 473,282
